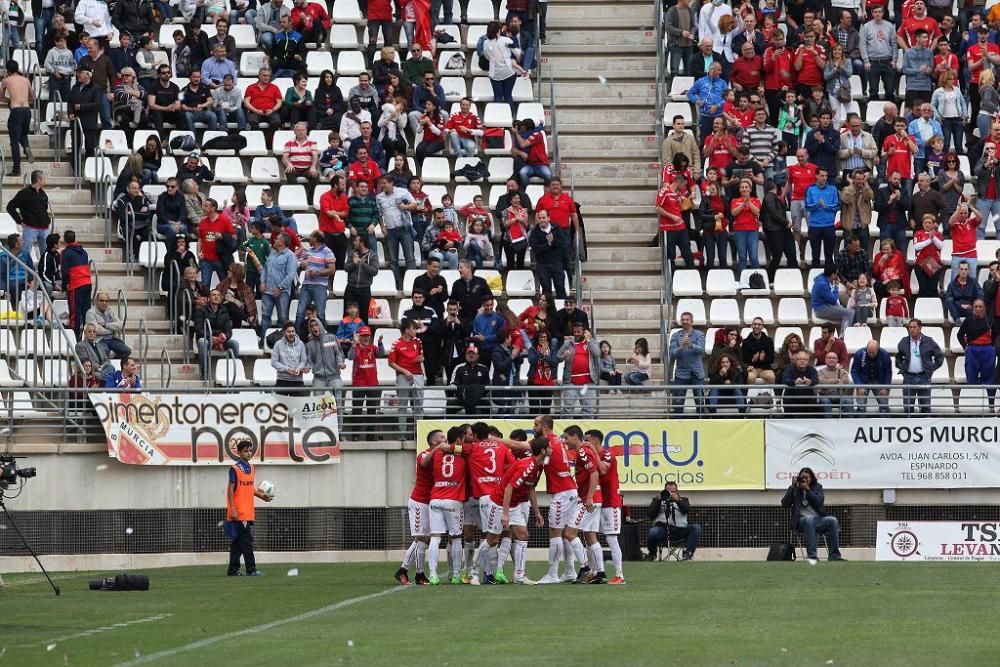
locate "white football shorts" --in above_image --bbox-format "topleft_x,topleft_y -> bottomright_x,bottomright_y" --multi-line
429,498 -> 465,536
600,507 -> 622,535
407,499 -> 430,537
568,502 -> 602,533
547,489 -> 579,529
463,497 -> 481,528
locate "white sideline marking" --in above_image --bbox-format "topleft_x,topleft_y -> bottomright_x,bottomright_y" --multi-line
15,614 -> 173,648
114,586 -> 409,666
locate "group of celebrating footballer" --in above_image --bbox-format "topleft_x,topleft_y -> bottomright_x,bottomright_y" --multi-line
394,415 -> 626,587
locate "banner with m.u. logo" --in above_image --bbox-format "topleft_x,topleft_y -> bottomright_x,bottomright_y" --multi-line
91,392 -> 340,465
416,419 -> 765,491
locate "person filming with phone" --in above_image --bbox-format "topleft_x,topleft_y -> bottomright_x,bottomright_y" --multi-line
780,467 -> 846,564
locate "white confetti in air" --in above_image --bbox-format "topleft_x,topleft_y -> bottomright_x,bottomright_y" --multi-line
347,640 -> 354,647
96,464 -> 109,471
597,75 -> 608,85
47,644 -> 57,652
125,528 -> 133,535
287,568 -> 299,577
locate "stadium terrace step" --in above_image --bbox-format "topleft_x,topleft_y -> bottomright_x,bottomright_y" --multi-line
546,56 -> 658,78
553,108 -> 657,128
551,80 -> 658,101
548,17 -> 655,29
573,188 -> 656,205
557,161 -> 659,179
586,246 -> 662,263
586,232 -> 657,246
556,134 -> 659,154
582,260 -> 661,273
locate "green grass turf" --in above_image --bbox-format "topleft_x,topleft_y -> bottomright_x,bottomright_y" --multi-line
4,561 -> 999,666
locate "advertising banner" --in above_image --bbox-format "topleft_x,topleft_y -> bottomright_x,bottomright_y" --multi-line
766,419 -> 1000,489
416,419 -> 765,491
91,392 -> 340,465
876,521 -> 1000,561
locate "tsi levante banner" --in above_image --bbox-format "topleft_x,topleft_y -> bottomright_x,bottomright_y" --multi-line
90,392 -> 340,465
766,419 -> 1000,489
876,521 -> 1000,561
416,419 -> 765,491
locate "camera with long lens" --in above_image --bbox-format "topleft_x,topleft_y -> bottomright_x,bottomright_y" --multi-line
0,455 -> 36,489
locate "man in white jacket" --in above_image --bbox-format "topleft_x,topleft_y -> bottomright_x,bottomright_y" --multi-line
75,0 -> 114,41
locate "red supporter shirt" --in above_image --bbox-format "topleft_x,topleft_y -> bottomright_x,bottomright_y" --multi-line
574,445 -> 603,504
284,138 -> 317,172
197,213 -> 236,262
730,197 -> 762,231
883,134 -> 914,179
431,448 -> 467,501
348,159 -> 382,192
420,114 -> 446,145
897,16 -> 939,48
351,343 -> 378,386
951,215 -> 980,257
445,111 -> 480,136
763,46 -> 795,90
569,341 -> 592,385
244,82 -> 282,113
411,449 -> 435,503
656,185 -> 684,232
914,229 -> 943,264
660,164 -> 693,196
388,336 -> 424,376
366,0 -> 392,20
468,439 -> 517,498
543,440 -> 578,494
967,43 -> 1000,84
704,133 -> 739,170
489,456 -> 542,506
319,190 -> 348,234
523,131 -> 549,165
730,106 -> 755,130
599,448 -> 622,508
536,192 -> 575,229
794,46 -> 824,86
787,163 -> 817,200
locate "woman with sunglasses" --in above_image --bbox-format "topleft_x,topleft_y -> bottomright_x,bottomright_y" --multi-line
936,152 -> 966,221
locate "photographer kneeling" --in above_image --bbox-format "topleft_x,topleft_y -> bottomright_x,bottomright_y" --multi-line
780,467 -> 847,564
646,482 -> 702,561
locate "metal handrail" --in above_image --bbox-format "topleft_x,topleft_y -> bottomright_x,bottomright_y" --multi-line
548,58 -> 560,178
570,172 -> 582,297
661,230 -> 673,382
654,0 -> 666,163
137,317 -> 150,368
116,287 -> 129,335
72,117 -> 83,189
146,222 -> 158,305
167,260 -> 181,334
158,347 -> 172,389
0,141 -> 6,205
30,60 -> 41,133
52,90 -> 64,163
202,319 -> 213,387
181,289 -> 193,365
223,347 -> 239,387
533,13 -> 543,103
122,201 -> 136,277
88,257 -> 100,292
102,183 -> 113,248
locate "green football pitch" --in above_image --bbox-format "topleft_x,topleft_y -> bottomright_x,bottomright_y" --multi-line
4,561 -> 999,666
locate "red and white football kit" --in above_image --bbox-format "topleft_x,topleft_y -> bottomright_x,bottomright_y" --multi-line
429,447 -> 467,536
599,447 -> 623,535
485,456 -> 543,533
468,439 -> 517,530
568,445 -> 603,533
408,448 -> 435,537
543,437 -> 579,529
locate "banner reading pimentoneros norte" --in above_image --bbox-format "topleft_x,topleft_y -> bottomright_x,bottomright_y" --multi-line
91,392 -> 340,465
766,419 -> 1000,489
416,419 -> 765,491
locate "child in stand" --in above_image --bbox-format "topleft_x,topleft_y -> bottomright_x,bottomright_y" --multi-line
847,272 -> 877,325
924,134 -> 945,179
761,12 -> 778,43
336,300 -> 364,354
458,194 -> 494,238
599,340 -> 622,386
700,166 -> 721,196
348,326 -> 385,434
435,219 -> 462,269
721,89 -> 739,129
501,192 -> 529,270
135,36 -> 158,90
19,276 -> 51,325
462,218 -> 494,268
241,220 -> 270,297
4,0 -> 25,53
225,192 -> 252,244
884,280 -> 910,326
440,193 -> 458,229
319,132 -> 348,181
771,140 -> 789,191
804,86 -> 833,124
74,31 -> 90,64
40,233 -> 62,296
625,337 -> 652,386
44,32 -> 76,105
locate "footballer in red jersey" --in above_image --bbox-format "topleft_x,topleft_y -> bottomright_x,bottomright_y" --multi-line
395,428 -> 445,585
484,436 -> 550,584
562,425 -> 607,584
592,428 -> 625,584
423,426 -> 469,585
533,415 -> 581,584
465,422 -> 521,584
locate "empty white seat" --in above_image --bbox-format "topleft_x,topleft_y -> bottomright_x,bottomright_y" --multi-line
250,157 -> 281,183
777,298 -> 810,325
329,23 -> 361,48
663,102 -> 693,126
337,51 -> 367,76
332,0 -> 364,23
487,157 -> 513,183
98,130 -> 130,155
512,77 -> 534,103
216,358 -> 252,387
84,157 -> 114,183
48,329 -> 78,357
958,387 -> 989,414
401,269 -> 423,295
471,76 -> 494,102
705,269 -> 737,296
440,76 -> 467,101
421,157 -> 451,184
930,387 -> 956,414
253,359 -> 278,386
669,77 -> 695,101
306,51 -> 334,76
0,361 -> 22,387
452,185 -> 482,208
516,102 -> 544,125
741,298 -> 774,325
465,24 -> 487,50
370,271 -> 398,297
214,157 -> 249,184
466,0 -> 495,22
504,269 -> 535,296
207,185 -> 235,205
913,298 -> 945,324
483,103 -> 513,128
19,330 -> 50,356
278,185 -> 309,210
239,51 -> 270,77
231,329 -> 264,356
739,269 -> 770,295
675,299 -> 706,325
139,241 -> 167,268
842,326 -> 872,354
709,299 -> 741,326
672,269 -> 703,297
42,360 -> 70,384
879,326 -> 908,350
230,24 -> 257,49
773,269 -> 805,296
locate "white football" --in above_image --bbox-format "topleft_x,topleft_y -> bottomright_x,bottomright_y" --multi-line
259,480 -> 275,498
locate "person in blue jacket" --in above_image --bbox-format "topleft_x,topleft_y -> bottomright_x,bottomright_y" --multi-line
805,167 -> 840,268
810,264 -> 854,334
850,341 -> 892,413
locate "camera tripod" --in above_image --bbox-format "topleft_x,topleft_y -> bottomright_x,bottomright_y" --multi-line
0,496 -> 60,595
